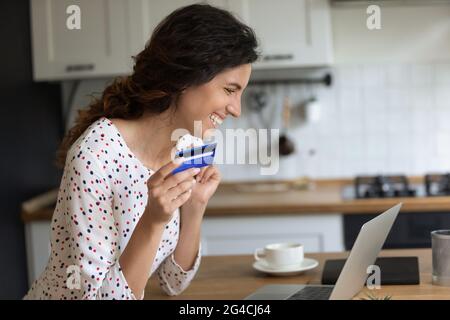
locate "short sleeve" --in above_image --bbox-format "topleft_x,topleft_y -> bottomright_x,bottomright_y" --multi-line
156,242 -> 202,296
64,148 -> 139,300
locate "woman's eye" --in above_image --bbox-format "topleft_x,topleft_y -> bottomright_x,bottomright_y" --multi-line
225,88 -> 235,95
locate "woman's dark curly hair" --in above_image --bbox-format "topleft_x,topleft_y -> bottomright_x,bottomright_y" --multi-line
56,3 -> 259,167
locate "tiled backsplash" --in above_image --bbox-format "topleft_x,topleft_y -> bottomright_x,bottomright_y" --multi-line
217,63 -> 450,181
66,63 -> 450,181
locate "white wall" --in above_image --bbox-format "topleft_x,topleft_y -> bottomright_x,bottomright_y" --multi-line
217,62 -> 450,181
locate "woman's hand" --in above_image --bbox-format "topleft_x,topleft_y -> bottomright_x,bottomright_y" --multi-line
144,160 -> 200,226
188,165 -> 221,206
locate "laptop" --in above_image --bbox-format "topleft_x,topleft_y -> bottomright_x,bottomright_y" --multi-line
244,203 -> 402,300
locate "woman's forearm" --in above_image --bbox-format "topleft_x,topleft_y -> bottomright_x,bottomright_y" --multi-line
119,211 -> 166,298
119,201 -> 205,297
174,202 -> 205,270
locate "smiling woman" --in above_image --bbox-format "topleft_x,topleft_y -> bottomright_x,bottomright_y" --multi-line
24,4 -> 258,300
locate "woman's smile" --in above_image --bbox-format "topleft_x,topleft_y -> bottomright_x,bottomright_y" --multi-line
208,113 -> 224,128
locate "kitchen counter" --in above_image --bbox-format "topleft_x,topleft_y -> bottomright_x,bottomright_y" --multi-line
20,177 -> 450,222
204,178 -> 450,216
145,248 -> 450,300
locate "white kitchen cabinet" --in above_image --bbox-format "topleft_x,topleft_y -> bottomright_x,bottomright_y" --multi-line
201,214 -> 344,255
129,0 -> 334,69
31,0 -> 333,81
128,0 -> 229,55
228,0 -> 333,69
30,0 -> 133,81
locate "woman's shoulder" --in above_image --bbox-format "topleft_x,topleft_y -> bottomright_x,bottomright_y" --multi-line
66,117 -> 121,166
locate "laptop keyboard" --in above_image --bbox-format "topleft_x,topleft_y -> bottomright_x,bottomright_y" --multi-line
287,286 -> 334,300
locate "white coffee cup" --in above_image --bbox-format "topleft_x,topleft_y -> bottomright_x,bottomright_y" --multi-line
254,242 -> 304,269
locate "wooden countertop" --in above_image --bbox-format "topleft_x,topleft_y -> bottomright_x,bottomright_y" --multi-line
204,178 -> 450,216
20,177 -> 450,222
145,248 -> 450,300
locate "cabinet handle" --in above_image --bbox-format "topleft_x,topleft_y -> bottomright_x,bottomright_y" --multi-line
262,54 -> 294,61
65,64 -> 95,72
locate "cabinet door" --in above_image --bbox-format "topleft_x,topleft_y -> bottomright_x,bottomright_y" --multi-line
31,0 -> 132,80
201,214 -> 344,256
128,0 -> 229,55
228,0 -> 333,69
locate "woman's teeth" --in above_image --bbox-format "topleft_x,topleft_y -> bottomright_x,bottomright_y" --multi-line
209,114 -> 223,127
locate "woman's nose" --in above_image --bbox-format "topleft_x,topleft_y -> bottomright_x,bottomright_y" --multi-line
226,103 -> 241,118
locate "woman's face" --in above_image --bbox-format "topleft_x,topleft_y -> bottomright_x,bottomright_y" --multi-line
174,64 -> 252,139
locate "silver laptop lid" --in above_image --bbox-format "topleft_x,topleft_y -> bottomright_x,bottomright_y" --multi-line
329,203 -> 402,300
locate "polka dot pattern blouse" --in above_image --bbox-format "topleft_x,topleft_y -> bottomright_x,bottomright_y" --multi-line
24,117 -> 201,300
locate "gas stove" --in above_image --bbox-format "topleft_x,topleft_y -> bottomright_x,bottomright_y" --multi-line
341,174 -> 450,200
357,174 -> 450,199
355,175 -> 416,199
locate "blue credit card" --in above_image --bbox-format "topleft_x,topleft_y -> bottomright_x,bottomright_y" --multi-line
171,142 -> 217,175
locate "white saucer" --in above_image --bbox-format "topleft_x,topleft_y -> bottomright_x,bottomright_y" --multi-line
253,258 -> 319,276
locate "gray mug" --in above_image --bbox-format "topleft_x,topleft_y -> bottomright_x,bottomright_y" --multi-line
432,230 -> 450,286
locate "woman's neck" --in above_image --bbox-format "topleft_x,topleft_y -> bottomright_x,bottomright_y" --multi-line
112,110 -> 180,171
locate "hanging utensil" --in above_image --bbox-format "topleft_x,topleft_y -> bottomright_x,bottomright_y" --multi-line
247,88 -> 273,153
279,96 -> 295,156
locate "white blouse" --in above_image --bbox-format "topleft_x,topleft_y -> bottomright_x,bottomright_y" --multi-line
24,117 -> 202,300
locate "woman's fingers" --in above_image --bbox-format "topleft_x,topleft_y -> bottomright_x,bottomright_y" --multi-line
200,166 -> 219,183
162,167 -> 200,189
196,167 -> 208,182
166,178 -> 196,200
148,159 -> 183,187
172,188 -> 193,208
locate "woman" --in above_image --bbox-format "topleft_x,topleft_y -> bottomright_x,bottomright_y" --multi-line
24,4 -> 258,300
